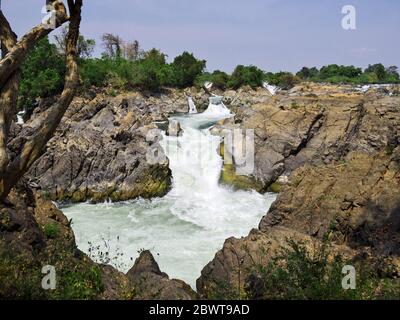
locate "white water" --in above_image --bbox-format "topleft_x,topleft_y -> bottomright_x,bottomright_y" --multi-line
62,103 -> 276,288
204,81 -> 213,90
263,82 -> 279,95
188,97 -> 197,114
17,111 -> 25,124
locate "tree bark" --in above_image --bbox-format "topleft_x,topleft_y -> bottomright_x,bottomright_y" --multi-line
0,0 -> 83,200
0,11 -> 18,174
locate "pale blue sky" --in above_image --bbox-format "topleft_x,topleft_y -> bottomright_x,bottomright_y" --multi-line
2,0 -> 399,72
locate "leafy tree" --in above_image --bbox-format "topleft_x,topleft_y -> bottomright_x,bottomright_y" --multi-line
296,67 -> 319,80
130,49 -> 168,91
196,70 -> 230,90
264,72 -> 300,89
319,64 -> 362,80
170,52 -> 206,88
19,37 -> 65,110
364,63 -> 387,82
228,65 -> 264,89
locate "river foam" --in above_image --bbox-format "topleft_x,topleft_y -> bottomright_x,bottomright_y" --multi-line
62,103 -> 276,288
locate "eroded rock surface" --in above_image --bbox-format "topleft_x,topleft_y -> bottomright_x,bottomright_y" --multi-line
17,92 -> 180,202
197,84 -> 400,298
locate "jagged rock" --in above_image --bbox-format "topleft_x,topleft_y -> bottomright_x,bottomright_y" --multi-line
127,250 -> 198,300
166,119 -> 183,137
214,86 -> 400,190
196,227 -> 355,298
260,149 -> 400,255
21,93 -> 175,202
198,84 -> 400,299
0,183 -> 132,299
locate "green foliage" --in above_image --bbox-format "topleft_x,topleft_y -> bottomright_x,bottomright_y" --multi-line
19,37 -> 65,110
195,70 -> 230,90
228,65 -> 264,89
0,246 -> 45,299
130,49 -> 168,91
319,64 -> 362,80
19,34 -> 400,100
52,265 -> 104,300
296,67 -> 319,80
295,63 -> 399,85
245,240 -> 400,300
264,71 -> 300,89
170,52 -> 206,88
43,223 -> 60,239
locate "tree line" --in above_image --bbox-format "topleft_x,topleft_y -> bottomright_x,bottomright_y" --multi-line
19,31 -> 400,113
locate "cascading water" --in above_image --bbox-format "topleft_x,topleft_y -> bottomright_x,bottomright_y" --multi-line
263,81 -> 279,95
62,102 -> 276,288
17,110 -> 25,124
188,97 -> 197,114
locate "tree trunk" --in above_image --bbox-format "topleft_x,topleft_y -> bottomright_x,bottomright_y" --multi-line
0,0 -> 83,200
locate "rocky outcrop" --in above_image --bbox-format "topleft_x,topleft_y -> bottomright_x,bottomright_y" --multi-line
260,149 -> 400,256
166,119 -> 183,137
127,250 -> 198,300
197,227 -> 356,298
197,84 -> 400,298
213,84 -> 400,191
14,92 -> 179,203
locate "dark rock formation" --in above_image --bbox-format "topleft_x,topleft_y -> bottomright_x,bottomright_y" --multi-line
127,250 -> 198,300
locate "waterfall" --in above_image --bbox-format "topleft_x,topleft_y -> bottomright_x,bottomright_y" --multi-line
188,97 -> 197,114
62,103 -> 276,288
263,82 -> 279,95
204,81 -> 213,90
17,110 -> 25,124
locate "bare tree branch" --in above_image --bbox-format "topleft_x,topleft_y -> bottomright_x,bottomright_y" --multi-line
0,0 -> 83,200
0,2 -> 68,90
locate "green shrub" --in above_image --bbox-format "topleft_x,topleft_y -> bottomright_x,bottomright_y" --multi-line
52,266 -> 104,300
19,37 -> 65,111
245,240 -> 400,300
228,65 -> 264,89
170,52 -> 206,88
264,72 -> 300,89
195,70 -> 230,90
43,223 -> 59,239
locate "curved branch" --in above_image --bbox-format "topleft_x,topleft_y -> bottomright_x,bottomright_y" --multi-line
0,4 -> 68,90
0,0 -> 83,200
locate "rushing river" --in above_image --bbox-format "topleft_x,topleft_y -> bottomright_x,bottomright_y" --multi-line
62,102 -> 276,288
